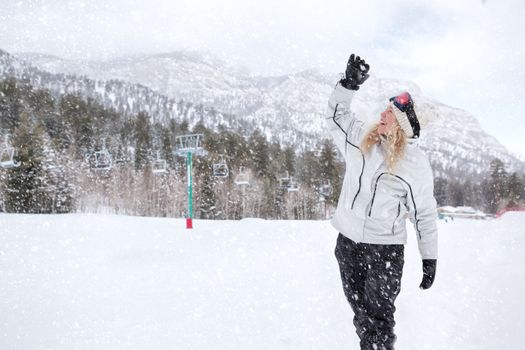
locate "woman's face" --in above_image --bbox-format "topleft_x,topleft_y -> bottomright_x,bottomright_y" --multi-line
378,106 -> 397,136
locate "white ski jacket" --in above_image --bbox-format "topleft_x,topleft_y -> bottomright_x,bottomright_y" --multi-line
326,83 -> 438,260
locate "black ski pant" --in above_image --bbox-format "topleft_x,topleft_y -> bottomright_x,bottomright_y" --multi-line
334,232 -> 404,350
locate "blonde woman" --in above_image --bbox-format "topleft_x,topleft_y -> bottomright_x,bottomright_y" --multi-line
327,54 -> 438,350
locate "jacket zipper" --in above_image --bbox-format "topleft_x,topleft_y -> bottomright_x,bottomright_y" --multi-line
367,173 -> 388,216
350,152 -> 365,209
391,202 -> 401,234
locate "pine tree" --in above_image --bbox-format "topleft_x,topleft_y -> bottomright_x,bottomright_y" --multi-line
463,180 -> 474,208
199,169 -> 217,219
297,149 -> 320,190
447,180 -> 465,207
36,90 -> 70,151
179,119 -> 189,134
222,130 -> 248,171
134,112 -> 151,169
484,158 -> 508,213
249,129 -> 270,179
507,172 -> 524,207
260,177 -> 278,219
0,78 -> 25,132
192,121 -> 208,135
4,113 -> 48,213
282,146 -> 296,176
161,126 -> 174,168
319,139 -> 342,205
60,94 -> 94,157
434,177 -> 448,206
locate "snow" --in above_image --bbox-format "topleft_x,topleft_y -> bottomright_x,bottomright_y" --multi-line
4,49 -> 525,175
0,213 -> 524,349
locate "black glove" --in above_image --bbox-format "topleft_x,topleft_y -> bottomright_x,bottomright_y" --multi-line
419,259 -> 437,290
340,54 -> 370,90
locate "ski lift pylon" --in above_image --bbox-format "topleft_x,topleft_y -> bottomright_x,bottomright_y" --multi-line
173,134 -> 207,157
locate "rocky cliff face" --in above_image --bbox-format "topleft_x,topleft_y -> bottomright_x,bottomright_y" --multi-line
5,49 -> 525,178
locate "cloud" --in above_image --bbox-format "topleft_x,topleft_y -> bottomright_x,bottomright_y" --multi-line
0,0 -> 524,155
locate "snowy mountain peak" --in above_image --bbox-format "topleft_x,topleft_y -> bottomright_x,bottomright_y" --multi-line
2,48 -> 524,178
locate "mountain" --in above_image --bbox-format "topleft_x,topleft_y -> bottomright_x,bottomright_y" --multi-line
4,48 -> 525,179
2,50 -> 253,131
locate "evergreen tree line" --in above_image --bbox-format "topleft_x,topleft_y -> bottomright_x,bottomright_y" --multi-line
0,78 -> 343,219
1,78 -> 523,218
433,158 -> 525,214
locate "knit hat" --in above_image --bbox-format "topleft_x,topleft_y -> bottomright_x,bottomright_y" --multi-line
389,92 -> 420,138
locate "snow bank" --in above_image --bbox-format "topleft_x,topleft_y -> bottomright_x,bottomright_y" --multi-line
0,213 -> 524,349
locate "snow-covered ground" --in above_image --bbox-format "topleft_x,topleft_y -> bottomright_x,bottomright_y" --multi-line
0,212 -> 524,350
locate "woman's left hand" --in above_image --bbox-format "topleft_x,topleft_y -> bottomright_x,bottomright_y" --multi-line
419,259 -> 437,290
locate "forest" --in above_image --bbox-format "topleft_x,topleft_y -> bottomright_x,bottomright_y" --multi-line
0,77 -> 523,219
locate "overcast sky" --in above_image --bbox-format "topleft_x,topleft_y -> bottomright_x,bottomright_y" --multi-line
1,0 -> 524,157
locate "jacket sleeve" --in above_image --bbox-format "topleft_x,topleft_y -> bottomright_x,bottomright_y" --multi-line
406,159 -> 438,260
325,82 -> 368,156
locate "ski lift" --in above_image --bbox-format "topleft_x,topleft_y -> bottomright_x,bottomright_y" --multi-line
319,180 -> 332,197
213,156 -> 229,178
89,140 -> 113,172
235,166 -> 250,186
287,177 -> 299,192
278,171 -> 291,189
152,151 -> 167,174
114,156 -> 127,166
0,134 -> 20,169
114,146 -> 129,165
173,134 -> 207,157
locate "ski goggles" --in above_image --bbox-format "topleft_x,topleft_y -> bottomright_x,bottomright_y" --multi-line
389,92 -> 421,138
389,92 -> 414,113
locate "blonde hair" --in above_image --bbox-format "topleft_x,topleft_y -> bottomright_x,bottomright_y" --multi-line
360,120 -> 407,172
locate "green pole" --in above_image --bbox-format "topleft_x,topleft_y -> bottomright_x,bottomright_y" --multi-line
186,151 -> 193,229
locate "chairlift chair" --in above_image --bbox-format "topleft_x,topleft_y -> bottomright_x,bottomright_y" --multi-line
89,140 -> 113,172
279,171 -> 291,189
153,159 -> 167,174
319,180 -> 332,197
152,151 -> 167,174
235,166 -> 250,186
212,156 -> 229,178
287,178 -> 299,192
89,150 -> 113,171
0,135 -> 20,169
114,156 -> 127,165
114,146 -> 129,165
0,147 -> 20,169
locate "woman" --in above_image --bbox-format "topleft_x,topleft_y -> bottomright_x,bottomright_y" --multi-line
327,54 -> 438,350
